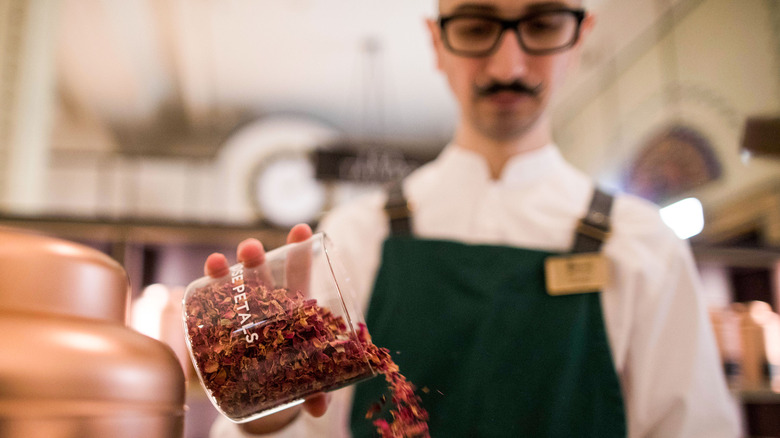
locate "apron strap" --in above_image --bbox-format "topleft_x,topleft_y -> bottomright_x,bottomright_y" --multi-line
572,188 -> 614,253
384,180 -> 413,236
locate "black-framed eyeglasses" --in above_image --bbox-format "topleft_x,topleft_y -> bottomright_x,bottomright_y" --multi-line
438,8 -> 586,57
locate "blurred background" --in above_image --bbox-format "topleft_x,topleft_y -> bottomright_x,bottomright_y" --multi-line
1,0 -> 779,436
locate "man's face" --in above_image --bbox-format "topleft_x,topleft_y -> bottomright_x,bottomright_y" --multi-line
428,0 -> 592,142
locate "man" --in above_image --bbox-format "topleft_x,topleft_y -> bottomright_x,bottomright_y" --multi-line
208,0 -> 741,436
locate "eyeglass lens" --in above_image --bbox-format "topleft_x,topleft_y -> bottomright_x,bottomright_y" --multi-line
444,11 -> 581,56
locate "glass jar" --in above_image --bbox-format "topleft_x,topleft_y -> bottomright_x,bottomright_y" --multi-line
183,232 -> 376,423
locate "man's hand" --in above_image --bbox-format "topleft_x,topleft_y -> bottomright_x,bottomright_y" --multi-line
203,223 -> 330,434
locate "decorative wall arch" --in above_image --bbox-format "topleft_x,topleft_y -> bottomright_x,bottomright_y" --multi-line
624,124 -> 722,203
604,82 -> 743,204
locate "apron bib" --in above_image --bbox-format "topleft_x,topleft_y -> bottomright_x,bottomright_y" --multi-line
350,187 -> 626,437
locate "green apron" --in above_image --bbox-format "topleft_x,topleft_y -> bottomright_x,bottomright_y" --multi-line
350,190 -> 626,437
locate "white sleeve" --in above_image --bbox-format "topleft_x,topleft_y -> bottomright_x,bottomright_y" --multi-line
619,232 -> 742,437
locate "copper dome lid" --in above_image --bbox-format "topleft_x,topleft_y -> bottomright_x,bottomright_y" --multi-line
0,226 -> 128,323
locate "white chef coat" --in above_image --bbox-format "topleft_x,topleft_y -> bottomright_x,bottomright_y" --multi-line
211,143 -> 741,438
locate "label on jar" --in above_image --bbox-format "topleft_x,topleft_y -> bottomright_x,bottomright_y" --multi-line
230,267 -> 260,343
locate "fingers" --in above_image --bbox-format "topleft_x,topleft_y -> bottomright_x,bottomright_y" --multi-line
237,238 -> 273,286
204,252 -> 230,278
287,223 -> 313,244
286,224 -> 314,296
237,238 -> 265,268
238,406 -> 303,435
303,393 -> 330,417
205,238 -> 266,280
238,393 -> 329,434
205,225 -> 313,285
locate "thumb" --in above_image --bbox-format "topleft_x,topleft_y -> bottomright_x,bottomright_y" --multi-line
303,392 -> 330,417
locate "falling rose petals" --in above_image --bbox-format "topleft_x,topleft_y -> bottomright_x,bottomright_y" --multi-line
357,326 -> 430,438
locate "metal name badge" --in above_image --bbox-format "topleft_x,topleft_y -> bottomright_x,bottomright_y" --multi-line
544,253 -> 609,296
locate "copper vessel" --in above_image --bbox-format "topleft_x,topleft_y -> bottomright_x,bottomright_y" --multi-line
0,227 -> 185,438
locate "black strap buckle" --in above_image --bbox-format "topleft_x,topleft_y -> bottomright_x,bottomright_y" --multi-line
384,180 -> 413,236
572,188 -> 614,253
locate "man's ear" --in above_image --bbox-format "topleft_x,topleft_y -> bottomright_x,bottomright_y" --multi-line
425,18 -> 444,71
567,12 -> 596,75
578,12 -> 596,47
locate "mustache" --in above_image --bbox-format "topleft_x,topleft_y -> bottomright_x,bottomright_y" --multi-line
475,80 -> 543,97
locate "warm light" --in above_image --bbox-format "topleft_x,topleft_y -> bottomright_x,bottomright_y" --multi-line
660,197 -> 705,239
56,331 -> 116,353
130,284 -> 169,339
